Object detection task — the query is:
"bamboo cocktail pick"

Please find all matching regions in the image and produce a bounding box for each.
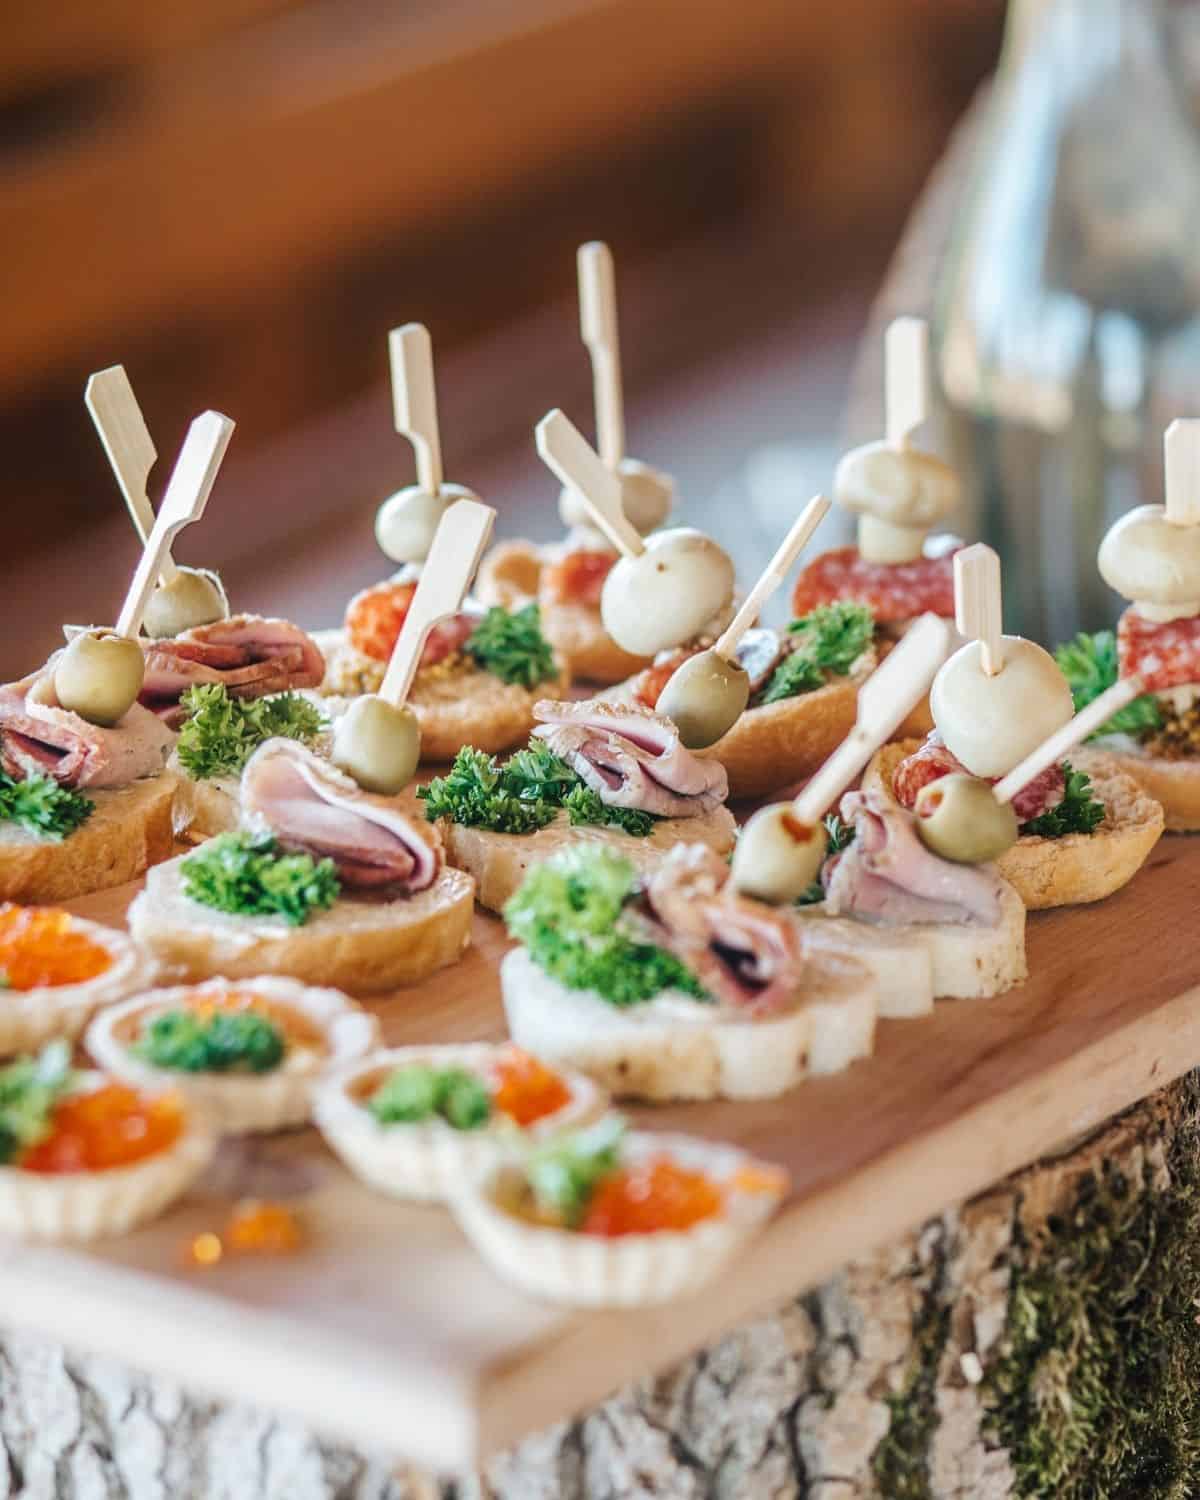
[731,613,956,902]
[85,366,178,583]
[657,495,832,748]
[536,409,644,558]
[332,499,497,795]
[884,316,930,453]
[992,680,1139,806]
[1164,418,1200,527]
[579,242,625,472]
[954,543,1004,677]
[375,324,481,566]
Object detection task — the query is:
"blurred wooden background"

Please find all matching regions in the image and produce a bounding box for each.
[0,0,1004,676]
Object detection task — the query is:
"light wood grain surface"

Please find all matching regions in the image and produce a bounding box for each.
[0,831,1194,1471]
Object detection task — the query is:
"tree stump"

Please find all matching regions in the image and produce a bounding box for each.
[3,1073,1198,1500]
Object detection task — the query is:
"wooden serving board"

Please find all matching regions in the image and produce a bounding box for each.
[1,836,1198,1473]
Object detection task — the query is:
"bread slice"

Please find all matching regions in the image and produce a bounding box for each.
[127,854,475,994]
[1073,743,1200,834]
[866,741,1164,910]
[169,768,239,841]
[475,538,544,609]
[0,775,177,904]
[499,946,876,1101]
[797,878,1027,1003]
[439,806,738,914]
[312,630,568,760]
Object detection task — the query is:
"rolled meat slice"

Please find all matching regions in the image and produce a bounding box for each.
[241,739,439,893]
[1117,606,1200,694]
[892,731,1066,825]
[823,790,1004,927]
[140,615,326,725]
[532,699,728,818]
[791,543,961,624]
[0,667,176,789]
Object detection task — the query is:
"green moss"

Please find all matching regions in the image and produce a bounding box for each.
[871,1248,950,1500]
[984,1080,1200,1500]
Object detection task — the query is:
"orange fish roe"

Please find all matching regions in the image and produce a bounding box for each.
[730,1163,789,1198]
[634,650,692,709]
[0,905,112,991]
[490,1048,571,1128]
[345,580,416,662]
[20,1084,183,1174]
[542,550,616,607]
[580,1158,724,1238]
[225,1199,304,1255]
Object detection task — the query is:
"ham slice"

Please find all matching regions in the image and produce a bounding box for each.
[240,739,438,893]
[0,666,175,789]
[823,789,1003,927]
[893,731,1065,824]
[629,845,804,1016]
[140,615,326,726]
[532,700,728,818]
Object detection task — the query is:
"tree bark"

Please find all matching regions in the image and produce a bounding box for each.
[3,1075,1198,1500]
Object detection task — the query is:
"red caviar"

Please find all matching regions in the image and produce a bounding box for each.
[345,580,417,662]
[542,550,616,607]
[20,1084,183,1175]
[633,650,692,709]
[226,1199,304,1255]
[490,1048,571,1128]
[580,1158,724,1237]
[0,905,112,990]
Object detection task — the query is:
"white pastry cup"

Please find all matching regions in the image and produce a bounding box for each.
[0,1112,215,1241]
[313,1043,606,1203]
[450,1131,786,1308]
[86,976,379,1135]
[0,913,156,1057]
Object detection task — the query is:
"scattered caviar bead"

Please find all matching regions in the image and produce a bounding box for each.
[580,1159,724,1238]
[189,1231,224,1268]
[20,1085,184,1174]
[730,1164,789,1198]
[226,1200,304,1255]
[490,1048,571,1128]
[0,905,112,990]
[541,550,616,607]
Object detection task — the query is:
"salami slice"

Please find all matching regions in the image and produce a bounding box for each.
[1117,607,1200,693]
[791,543,961,623]
[893,732,1066,824]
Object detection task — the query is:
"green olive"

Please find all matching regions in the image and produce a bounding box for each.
[331,694,421,794]
[54,631,146,727]
[142,567,229,639]
[730,803,826,904]
[657,650,749,749]
[913,774,1018,864]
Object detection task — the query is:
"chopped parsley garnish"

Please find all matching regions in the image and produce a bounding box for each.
[0,1042,75,1166]
[367,1065,492,1131]
[175,684,326,781]
[504,845,707,1007]
[420,744,657,838]
[794,814,855,906]
[525,1116,625,1228]
[0,771,93,841]
[759,602,874,705]
[1054,631,1162,738]
[181,832,340,927]
[1020,763,1106,839]
[133,1008,286,1075]
[466,604,557,688]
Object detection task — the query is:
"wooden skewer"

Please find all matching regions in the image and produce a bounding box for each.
[884,316,929,452]
[535,409,645,557]
[792,613,956,825]
[992,677,1143,805]
[114,412,234,639]
[380,499,496,705]
[713,495,831,661]
[578,242,625,471]
[954,543,1004,677]
[389,324,444,495]
[1163,419,1200,527]
[86,366,180,585]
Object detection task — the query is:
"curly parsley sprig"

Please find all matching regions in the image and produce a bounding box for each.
[133,1008,286,1075]
[1054,631,1161,739]
[1020,763,1105,838]
[466,604,557,688]
[0,1043,76,1166]
[175,684,326,781]
[181,832,340,926]
[759,601,874,705]
[0,772,93,841]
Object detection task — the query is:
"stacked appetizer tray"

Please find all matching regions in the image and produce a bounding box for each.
[1,256,1198,1470]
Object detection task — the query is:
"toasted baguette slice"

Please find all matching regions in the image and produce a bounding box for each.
[313,629,568,760]
[439,806,738,914]
[797,877,1027,1003]
[500,946,875,1101]
[1073,742,1200,834]
[0,776,176,904]
[127,854,475,994]
[866,741,1164,910]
